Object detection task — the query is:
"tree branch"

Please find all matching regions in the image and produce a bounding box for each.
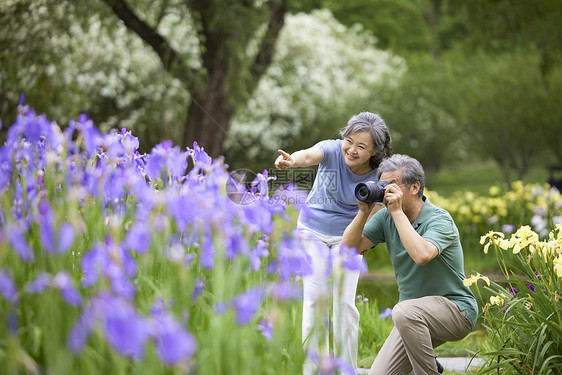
[101,0,198,84]
[250,0,287,83]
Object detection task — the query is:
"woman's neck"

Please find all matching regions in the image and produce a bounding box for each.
[349,163,372,176]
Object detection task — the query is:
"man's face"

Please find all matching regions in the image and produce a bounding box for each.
[379,169,414,205]
[379,170,404,187]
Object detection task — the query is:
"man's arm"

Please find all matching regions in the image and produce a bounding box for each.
[342,201,375,255]
[392,212,439,265]
[384,183,438,265]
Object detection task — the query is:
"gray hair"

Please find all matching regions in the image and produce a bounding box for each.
[376,154,425,199]
[339,112,392,169]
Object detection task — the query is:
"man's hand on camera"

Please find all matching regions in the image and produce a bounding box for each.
[275,149,294,169]
[383,183,404,214]
[357,199,377,214]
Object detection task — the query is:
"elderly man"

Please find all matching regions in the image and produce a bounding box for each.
[342,154,477,375]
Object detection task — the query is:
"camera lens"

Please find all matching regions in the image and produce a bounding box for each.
[354,181,389,203]
[357,185,369,200]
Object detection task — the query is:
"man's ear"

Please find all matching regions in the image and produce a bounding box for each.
[410,181,421,196]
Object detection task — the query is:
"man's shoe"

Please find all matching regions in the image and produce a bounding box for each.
[436,358,444,374]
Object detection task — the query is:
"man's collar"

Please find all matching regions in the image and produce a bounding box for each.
[412,195,431,229]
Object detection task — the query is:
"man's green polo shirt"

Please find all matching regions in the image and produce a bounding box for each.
[363,197,478,327]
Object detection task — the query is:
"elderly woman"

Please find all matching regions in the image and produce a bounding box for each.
[274,111,392,374]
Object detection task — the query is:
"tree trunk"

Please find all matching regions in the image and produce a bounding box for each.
[183,85,234,158]
[182,25,234,157]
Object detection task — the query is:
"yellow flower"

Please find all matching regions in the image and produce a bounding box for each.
[554,255,562,278]
[511,180,524,192]
[480,231,505,254]
[463,273,491,287]
[490,295,504,306]
[508,226,540,254]
[489,185,501,196]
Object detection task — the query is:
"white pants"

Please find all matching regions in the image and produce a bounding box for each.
[299,224,361,375]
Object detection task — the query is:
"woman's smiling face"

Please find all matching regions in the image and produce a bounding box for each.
[341,131,375,174]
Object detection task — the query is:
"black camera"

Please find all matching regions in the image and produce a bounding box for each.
[354,181,389,203]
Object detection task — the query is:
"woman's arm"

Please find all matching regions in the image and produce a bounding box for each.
[275,146,323,169]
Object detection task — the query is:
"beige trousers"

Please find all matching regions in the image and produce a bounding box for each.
[369,296,472,375]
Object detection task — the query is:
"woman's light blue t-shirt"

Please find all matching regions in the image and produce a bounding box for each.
[297,139,379,236]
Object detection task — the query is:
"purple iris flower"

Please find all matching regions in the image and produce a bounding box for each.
[40,215,55,252]
[0,146,13,191]
[168,194,197,228]
[226,231,249,259]
[527,284,535,292]
[58,223,75,253]
[340,243,368,274]
[380,308,393,319]
[103,297,152,359]
[307,351,356,375]
[81,239,137,299]
[10,107,53,145]
[69,292,151,359]
[214,302,228,315]
[243,199,274,234]
[257,319,273,340]
[102,130,126,158]
[145,152,164,181]
[8,226,34,262]
[251,169,270,197]
[74,114,102,156]
[166,147,188,180]
[68,303,97,353]
[145,141,187,181]
[103,171,125,202]
[107,264,135,300]
[150,297,168,317]
[0,270,18,303]
[269,281,302,301]
[121,129,139,154]
[199,230,216,270]
[52,271,82,306]
[153,314,197,365]
[190,141,212,170]
[249,235,270,271]
[192,278,205,303]
[184,253,196,267]
[81,245,109,287]
[277,234,313,280]
[39,212,75,255]
[319,354,356,375]
[233,288,264,325]
[25,273,52,294]
[124,222,152,254]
